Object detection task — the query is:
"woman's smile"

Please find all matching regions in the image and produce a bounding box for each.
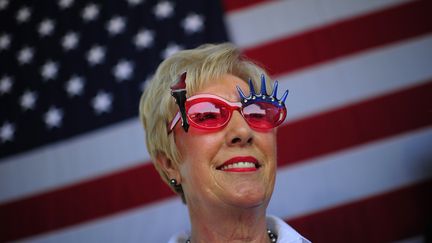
[217,156,261,172]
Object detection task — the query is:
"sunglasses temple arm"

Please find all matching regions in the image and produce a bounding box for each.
[170,72,189,132]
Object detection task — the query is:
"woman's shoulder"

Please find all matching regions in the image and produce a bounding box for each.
[266,215,311,243]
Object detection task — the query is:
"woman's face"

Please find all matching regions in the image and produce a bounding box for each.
[173,74,278,211]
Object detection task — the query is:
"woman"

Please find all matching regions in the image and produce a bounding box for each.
[139,43,310,243]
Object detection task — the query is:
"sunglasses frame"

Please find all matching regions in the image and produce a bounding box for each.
[168,93,286,132]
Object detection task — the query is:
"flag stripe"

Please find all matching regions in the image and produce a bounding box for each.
[0,119,150,203]
[271,127,432,219]
[277,80,432,166]
[276,34,432,121]
[226,0,412,48]
[288,179,432,242]
[0,163,172,242]
[15,127,432,242]
[242,0,432,76]
[2,29,431,205]
[222,0,273,12]
[1,79,430,241]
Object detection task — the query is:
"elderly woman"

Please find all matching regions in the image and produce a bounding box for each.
[139,43,310,243]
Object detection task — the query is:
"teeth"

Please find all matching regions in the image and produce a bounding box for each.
[221,162,256,170]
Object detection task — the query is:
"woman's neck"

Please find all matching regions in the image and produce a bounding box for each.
[187,204,270,243]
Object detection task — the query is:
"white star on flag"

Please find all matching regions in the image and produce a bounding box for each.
[153,1,174,19]
[58,0,74,9]
[106,16,126,35]
[44,106,63,129]
[113,60,134,81]
[41,60,59,80]
[38,19,55,37]
[20,90,37,110]
[65,75,85,97]
[62,32,80,51]
[127,0,143,6]
[0,33,11,50]
[161,43,182,59]
[16,6,31,23]
[0,75,13,95]
[0,121,14,143]
[140,74,154,91]
[91,91,113,114]
[134,29,154,49]
[86,45,106,65]
[0,0,8,10]
[81,4,100,22]
[17,46,34,65]
[182,13,204,34]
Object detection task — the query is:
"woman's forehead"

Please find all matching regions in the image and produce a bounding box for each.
[194,74,249,101]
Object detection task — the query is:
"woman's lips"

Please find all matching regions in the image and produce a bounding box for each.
[217,156,260,172]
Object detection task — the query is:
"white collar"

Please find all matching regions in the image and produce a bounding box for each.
[168,215,311,243]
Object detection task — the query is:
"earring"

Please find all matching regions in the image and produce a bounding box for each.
[170,179,178,187]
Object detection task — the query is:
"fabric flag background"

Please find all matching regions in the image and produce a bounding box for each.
[1,0,431,242]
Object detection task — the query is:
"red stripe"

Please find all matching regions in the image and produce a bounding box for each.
[1,80,431,241]
[0,164,174,242]
[287,179,432,242]
[243,0,432,76]
[222,0,274,12]
[277,81,432,166]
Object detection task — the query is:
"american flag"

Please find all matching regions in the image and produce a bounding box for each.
[1,0,431,242]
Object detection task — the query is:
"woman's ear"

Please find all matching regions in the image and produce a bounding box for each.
[155,153,181,183]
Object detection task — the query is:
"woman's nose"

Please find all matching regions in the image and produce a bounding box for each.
[225,111,253,146]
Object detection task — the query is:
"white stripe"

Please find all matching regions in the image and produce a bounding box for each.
[269,126,432,219]
[20,127,432,243]
[2,34,431,204]
[20,198,189,243]
[0,119,150,203]
[226,0,412,48]
[278,34,432,122]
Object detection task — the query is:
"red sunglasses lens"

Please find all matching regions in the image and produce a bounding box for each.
[187,101,230,128]
[242,102,285,129]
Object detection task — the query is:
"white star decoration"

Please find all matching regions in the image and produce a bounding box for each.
[82,3,100,22]
[127,0,143,6]
[44,106,63,129]
[65,75,84,97]
[16,6,31,23]
[38,19,55,37]
[0,75,13,95]
[182,13,204,34]
[20,90,37,110]
[87,45,106,65]
[41,60,59,80]
[0,33,11,50]
[106,16,126,35]
[17,46,34,65]
[162,43,182,59]
[0,0,8,10]
[140,74,153,91]
[134,29,154,49]
[0,121,14,143]
[62,31,80,51]
[92,91,113,114]
[58,0,74,9]
[113,60,134,81]
[153,1,174,19]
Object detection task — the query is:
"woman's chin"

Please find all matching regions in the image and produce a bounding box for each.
[223,185,270,209]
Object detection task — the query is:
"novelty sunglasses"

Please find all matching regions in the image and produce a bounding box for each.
[169,74,288,133]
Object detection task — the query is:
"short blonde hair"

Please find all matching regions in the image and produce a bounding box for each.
[139,43,271,197]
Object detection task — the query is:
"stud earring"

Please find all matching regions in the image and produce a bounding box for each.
[170,179,179,187]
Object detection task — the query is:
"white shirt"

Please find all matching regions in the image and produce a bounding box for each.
[168,215,311,243]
